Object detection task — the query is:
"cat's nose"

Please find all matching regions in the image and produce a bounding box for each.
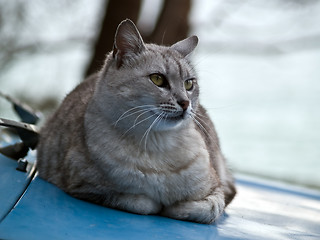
[178,100,190,111]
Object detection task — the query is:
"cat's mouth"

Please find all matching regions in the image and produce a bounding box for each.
[166,115,183,122]
[152,108,191,127]
[164,111,189,122]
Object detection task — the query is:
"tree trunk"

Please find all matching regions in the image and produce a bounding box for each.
[85,0,142,77]
[146,0,191,45]
[85,0,191,77]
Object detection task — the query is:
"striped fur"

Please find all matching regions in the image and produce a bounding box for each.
[37,19,236,224]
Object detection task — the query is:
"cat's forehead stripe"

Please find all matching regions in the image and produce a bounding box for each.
[144,46,193,79]
[160,51,188,79]
[175,59,184,79]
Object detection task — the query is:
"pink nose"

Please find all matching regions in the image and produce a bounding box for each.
[178,100,189,111]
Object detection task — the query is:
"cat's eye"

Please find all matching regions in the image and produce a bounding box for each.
[184,79,194,91]
[150,74,166,87]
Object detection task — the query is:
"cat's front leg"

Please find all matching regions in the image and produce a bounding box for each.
[108,193,162,215]
[161,188,225,224]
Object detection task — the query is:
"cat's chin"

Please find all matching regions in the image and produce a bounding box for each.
[155,114,190,131]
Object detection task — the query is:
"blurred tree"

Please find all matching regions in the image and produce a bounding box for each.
[85,0,191,77]
[85,0,142,76]
[145,0,191,45]
[0,1,27,73]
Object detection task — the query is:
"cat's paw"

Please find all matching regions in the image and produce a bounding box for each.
[116,194,162,215]
[161,191,225,224]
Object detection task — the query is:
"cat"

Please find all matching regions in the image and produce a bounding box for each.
[36,19,236,224]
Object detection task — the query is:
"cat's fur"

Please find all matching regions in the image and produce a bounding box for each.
[37,19,236,224]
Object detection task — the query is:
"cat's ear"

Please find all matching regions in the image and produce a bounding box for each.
[113,19,145,68]
[171,36,198,57]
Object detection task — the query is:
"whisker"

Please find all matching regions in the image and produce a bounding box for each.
[120,111,158,139]
[191,114,210,137]
[193,114,215,135]
[191,109,209,119]
[133,107,159,126]
[113,105,155,126]
[154,112,166,129]
[191,110,216,132]
[118,108,150,125]
[191,112,222,151]
[140,112,164,151]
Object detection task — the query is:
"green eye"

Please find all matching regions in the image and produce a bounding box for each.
[184,79,194,91]
[150,74,165,87]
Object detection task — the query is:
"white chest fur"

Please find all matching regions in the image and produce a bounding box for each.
[105,127,214,206]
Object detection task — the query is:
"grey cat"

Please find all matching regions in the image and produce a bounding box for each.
[37,19,236,224]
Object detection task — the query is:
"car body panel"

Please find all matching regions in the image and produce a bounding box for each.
[0,155,32,222]
[0,151,320,240]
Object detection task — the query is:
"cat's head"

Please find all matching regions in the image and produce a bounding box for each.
[96,19,199,134]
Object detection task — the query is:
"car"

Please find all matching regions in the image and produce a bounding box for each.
[1,95,320,240]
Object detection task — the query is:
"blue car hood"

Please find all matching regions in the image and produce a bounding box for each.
[0,154,320,240]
